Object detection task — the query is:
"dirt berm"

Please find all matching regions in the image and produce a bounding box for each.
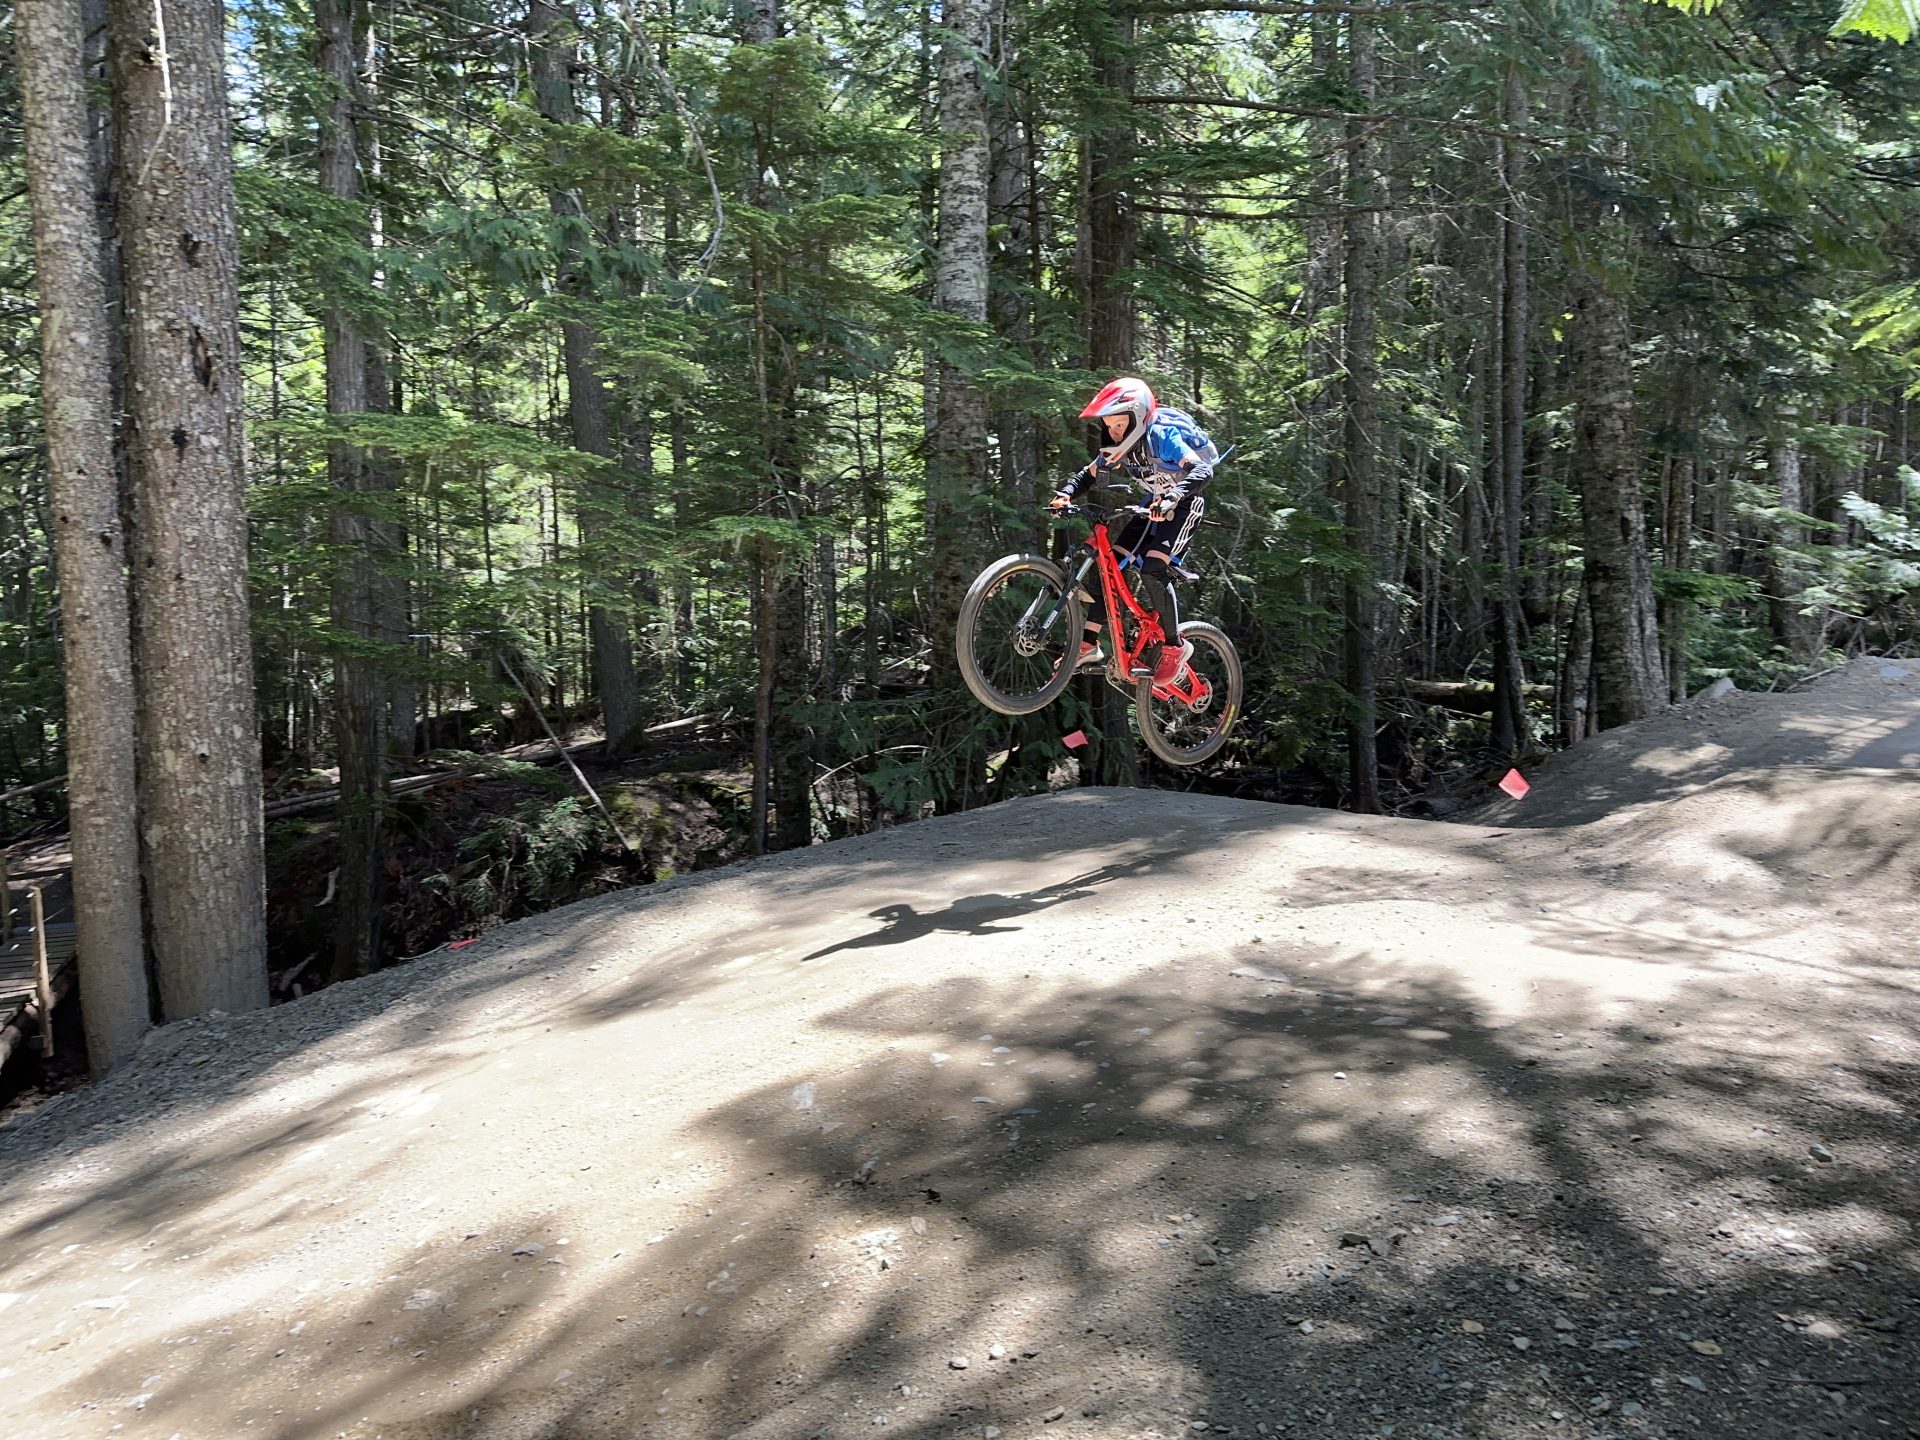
[2,659,1917,1440]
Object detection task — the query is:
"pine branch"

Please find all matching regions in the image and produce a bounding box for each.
[1137,199,1466,221]
[1137,1,1475,15]
[1131,92,1566,149]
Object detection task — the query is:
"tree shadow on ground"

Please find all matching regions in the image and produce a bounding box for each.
[1,788,1915,1439]
[36,959,1916,1440]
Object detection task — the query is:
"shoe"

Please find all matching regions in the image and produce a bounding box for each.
[1152,640,1194,687]
[1076,640,1105,669]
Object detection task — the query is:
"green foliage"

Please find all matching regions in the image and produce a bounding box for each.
[8,0,1920,889]
[1836,466,1920,614]
[1832,0,1919,42]
[435,797,612,924]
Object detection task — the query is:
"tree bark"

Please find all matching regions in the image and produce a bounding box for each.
[1765,426,1822,660]
[1304,14,1342,489]
[740,0,779,43]
[1488,70,1530,758]
[111,0,269,1018]
[988,0,1037,548]
[1558,580,1595,746]
[1569,218,1663,730]
[1080,1,1140,788]
[1086,4,1136,376]
[1660,453,1694,702]
[927,0,991,692]
[18,0,151,1070]
[318,0,389,983]
[529,0,645,756]
[1339,9,1382,813]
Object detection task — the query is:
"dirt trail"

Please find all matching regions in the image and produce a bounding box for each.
[1,659,1917,1440]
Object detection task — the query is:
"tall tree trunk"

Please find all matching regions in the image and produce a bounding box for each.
[361,17,412,761]
[740,89,811,850]
[1558,581,1595,746]
[1569,206,1663,730]
[18,0,150,1070]
[529,0,644,755]
[111,0,268,1018]
[1082,0,1139,788]
[927,0,991,693]
[1765,425,1822,660]
[988,0,1037,548]
[1086,4,1136,377]
[1339,9,1382,813]
[1660,452,1694,701]
[750,546,773,855]
[318,0,388,983]
[1488,72,1530,758]
[741,0,779,43]
[1304,14,1342,493]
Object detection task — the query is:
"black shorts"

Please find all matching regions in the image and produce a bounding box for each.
[1114,491,1206,565]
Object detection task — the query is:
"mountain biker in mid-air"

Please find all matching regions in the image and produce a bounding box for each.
[1050,376,1220,690]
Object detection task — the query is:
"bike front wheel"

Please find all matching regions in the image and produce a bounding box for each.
[956,554,1085,716]
[1135,620,1243,766]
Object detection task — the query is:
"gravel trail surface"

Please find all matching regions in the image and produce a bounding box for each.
[1,659,1916,1440]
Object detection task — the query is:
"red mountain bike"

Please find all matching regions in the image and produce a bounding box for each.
[955,486,1243,766]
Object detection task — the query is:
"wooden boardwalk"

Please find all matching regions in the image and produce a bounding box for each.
[0,920,77,1069]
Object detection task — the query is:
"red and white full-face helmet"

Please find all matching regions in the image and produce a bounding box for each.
[1080,376,1157,462]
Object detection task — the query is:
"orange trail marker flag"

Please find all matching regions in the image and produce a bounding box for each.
[1498,768,1530,799]
[1063,730,1088,749]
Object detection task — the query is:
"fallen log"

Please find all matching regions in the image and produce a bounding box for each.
[1393,680,1554,715]
[261,713,729,820]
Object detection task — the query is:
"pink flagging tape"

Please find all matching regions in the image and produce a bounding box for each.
[1498,768,1530,799]
[1063,730,1088,749]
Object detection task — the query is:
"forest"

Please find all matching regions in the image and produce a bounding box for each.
[4,0,1919,1073]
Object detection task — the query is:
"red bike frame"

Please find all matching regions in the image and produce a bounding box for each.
[1070,508,1208,705]
[1081,514,1163,676]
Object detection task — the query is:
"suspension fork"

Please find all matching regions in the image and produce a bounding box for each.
[1022,553,1096,636]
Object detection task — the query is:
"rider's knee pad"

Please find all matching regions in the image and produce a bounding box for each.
[1139,553,1175,585]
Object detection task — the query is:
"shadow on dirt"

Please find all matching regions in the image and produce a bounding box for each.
[1,788,1915,1440]
[801,860,1158,962]
[32,972,1916,1439]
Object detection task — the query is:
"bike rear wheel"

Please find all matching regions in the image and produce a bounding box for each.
[956,554,1085,717]
[1134,620,1243,766]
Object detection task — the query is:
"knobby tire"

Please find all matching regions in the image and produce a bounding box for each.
[955,554,1085,717]
[1135,620,1243,766]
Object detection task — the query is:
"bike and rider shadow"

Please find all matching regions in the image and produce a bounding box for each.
[801,856,1157,962]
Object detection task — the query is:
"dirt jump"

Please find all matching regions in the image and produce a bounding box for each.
[1,657,1916,1440]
